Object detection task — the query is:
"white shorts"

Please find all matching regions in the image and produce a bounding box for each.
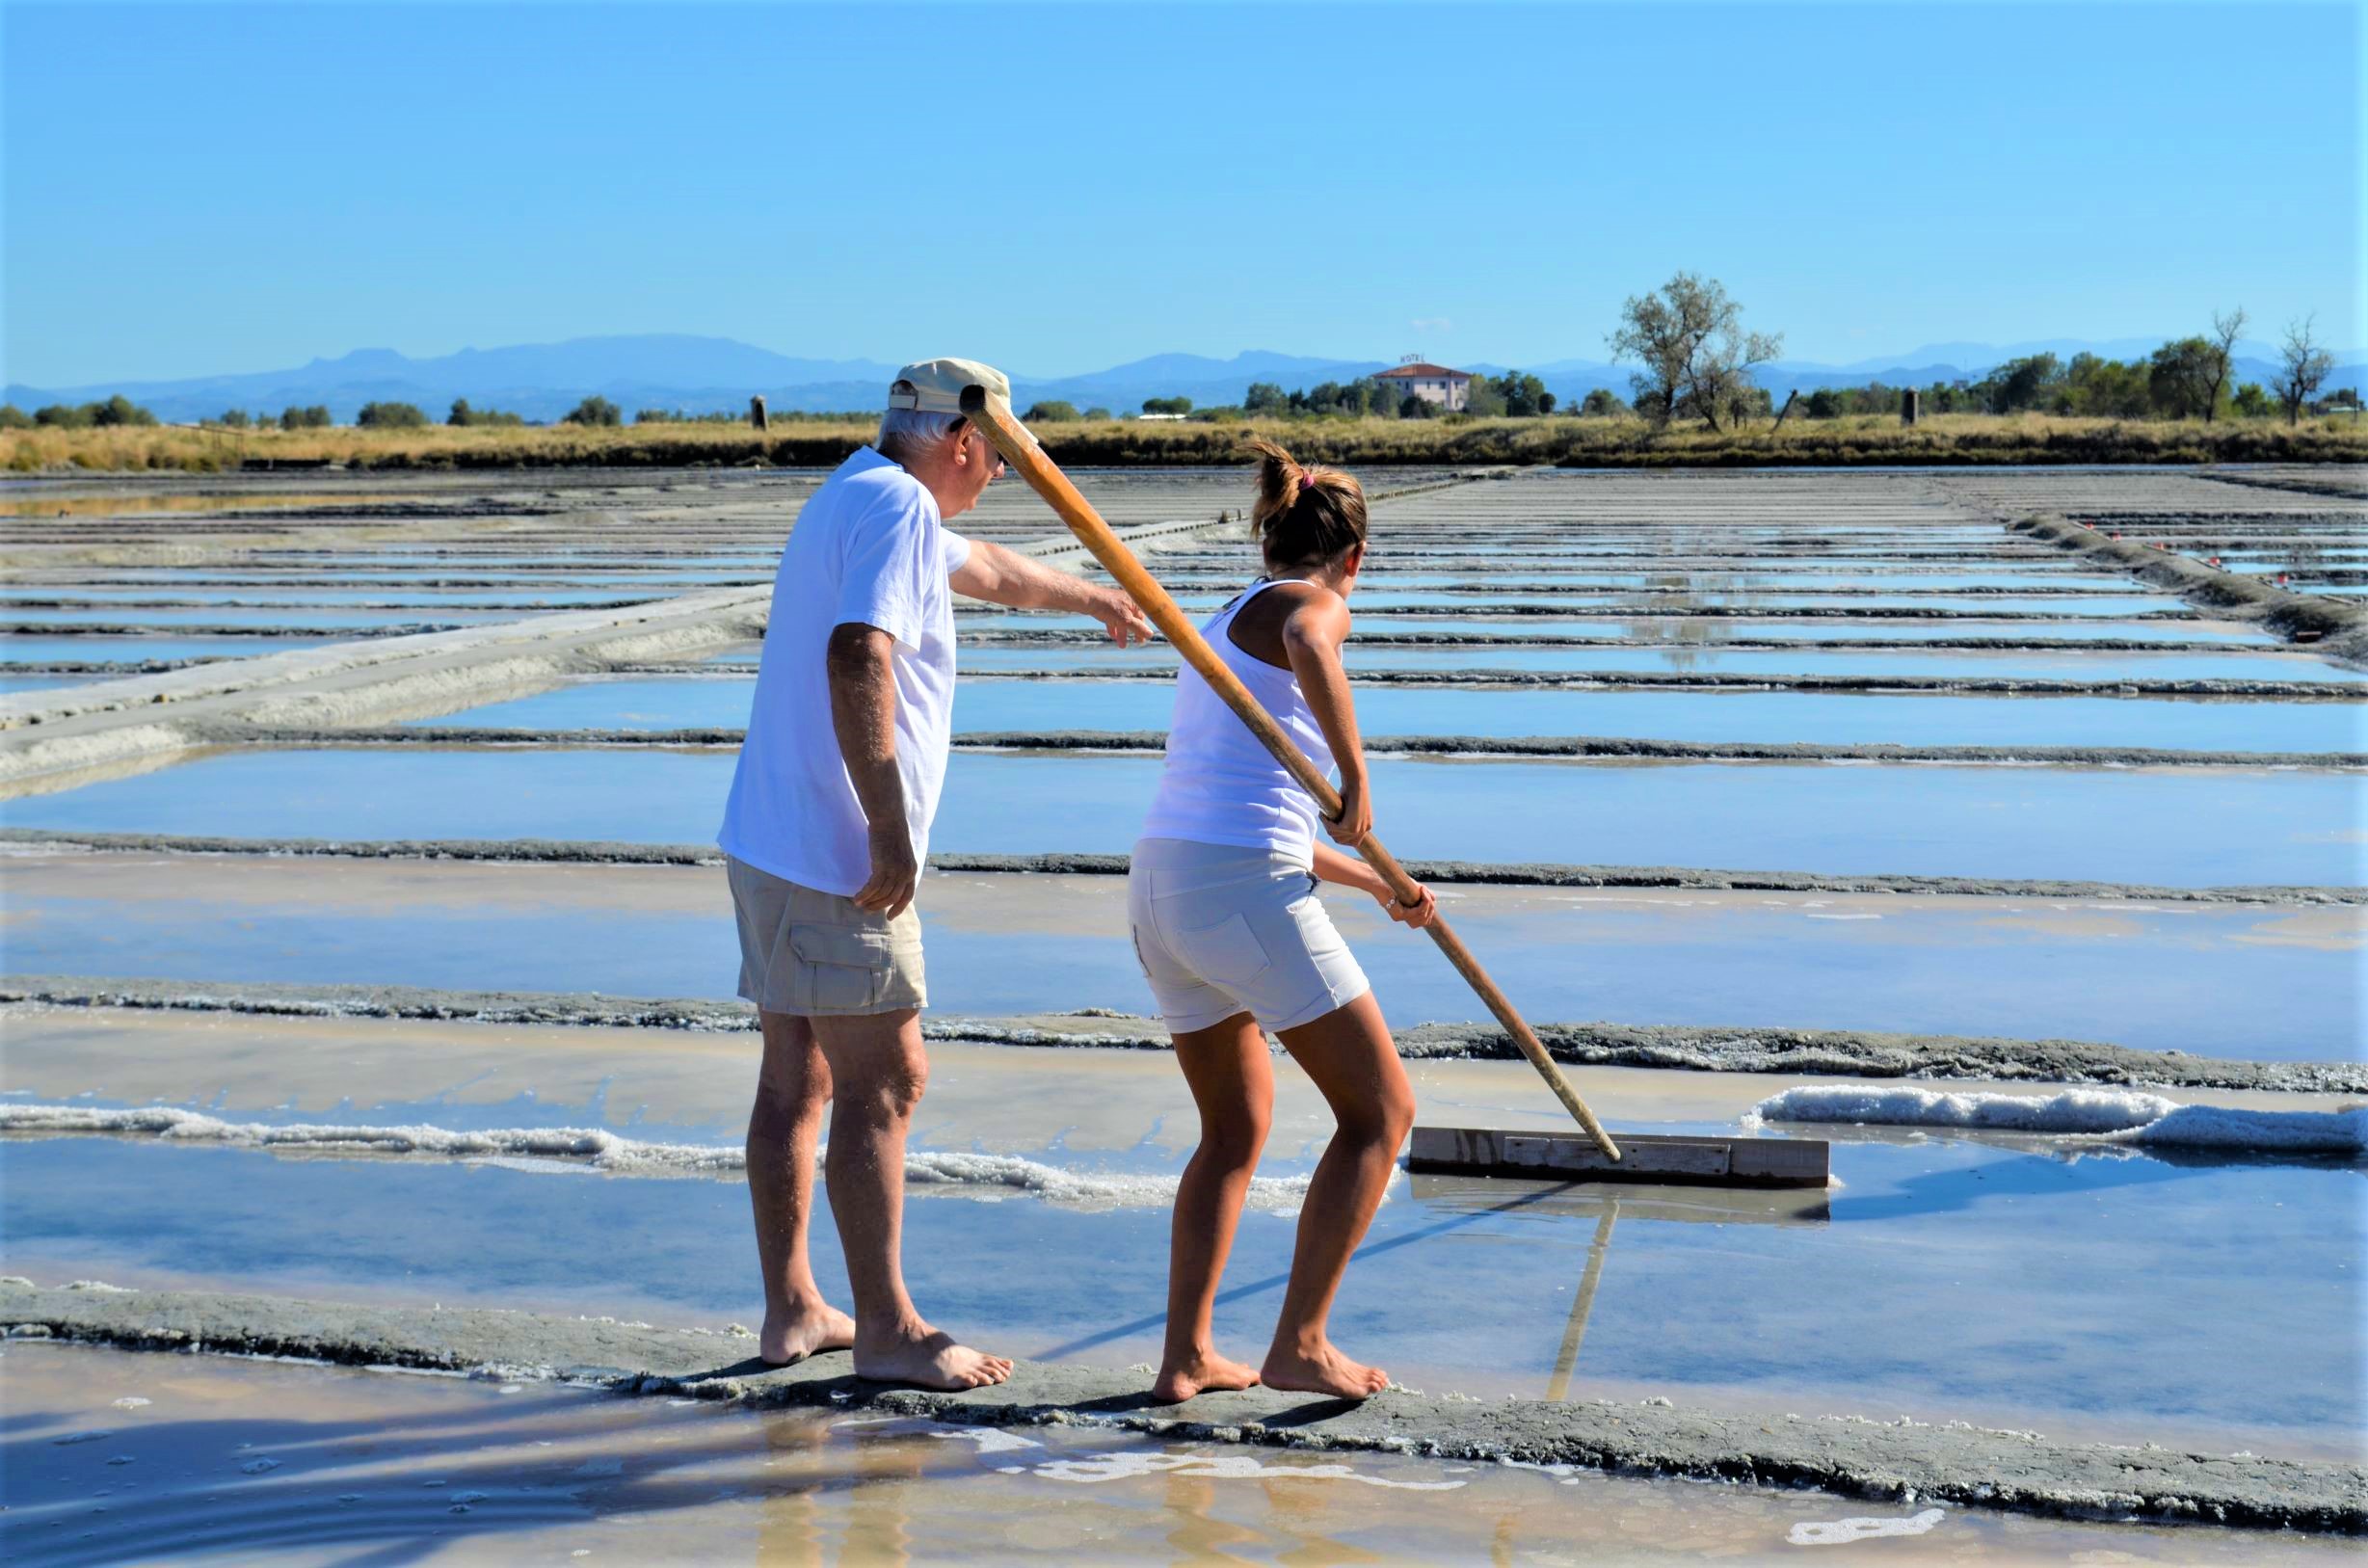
[1127,837,1371,1035]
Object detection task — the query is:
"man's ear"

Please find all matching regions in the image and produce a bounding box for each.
[947,416,972,465]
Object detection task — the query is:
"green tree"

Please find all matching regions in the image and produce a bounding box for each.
[1978,355,2060,414]
[1082,407,1112,421]
[1140,396,1193,415]
[280,405,332,430]
[2147,338,2222,419]
[36,404,92,428]
[563,395,623,427]
[1023,400,1080,422]
[0,404,31,429]
[1399,394,1434,419]
[2230,382,2273,418]
[1607,272,1781,431]
[88,394,156,427]
[1804,387,1842,419]
[1578,387,1627,418]
[1463,375,1508,418]
[357,401,429,429]
[448,398,475,426]
[1242,382,1288,414]
[217,409,251,429]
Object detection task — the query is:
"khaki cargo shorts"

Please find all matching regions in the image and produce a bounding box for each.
[727,856,926,1017]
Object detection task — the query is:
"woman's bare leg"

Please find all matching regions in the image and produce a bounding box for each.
[1153,1010,1272,1403]
[1263,991,1416,1399]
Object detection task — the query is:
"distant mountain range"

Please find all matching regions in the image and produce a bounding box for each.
[9,334,2361,424]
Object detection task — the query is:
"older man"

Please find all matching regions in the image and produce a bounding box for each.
[718,358,1153,1390]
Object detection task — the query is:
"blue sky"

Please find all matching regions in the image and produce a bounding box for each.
[5,1,2359,385]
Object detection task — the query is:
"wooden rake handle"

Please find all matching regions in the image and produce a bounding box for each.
[959,385,1620,1162]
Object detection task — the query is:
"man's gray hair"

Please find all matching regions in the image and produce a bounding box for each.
[877,408,965,465]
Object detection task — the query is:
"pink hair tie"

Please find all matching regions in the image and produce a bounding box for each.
[1297,472,1315,493]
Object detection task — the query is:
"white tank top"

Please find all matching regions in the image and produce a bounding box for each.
[1138,578,1338,867]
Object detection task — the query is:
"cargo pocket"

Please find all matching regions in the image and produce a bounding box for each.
[786,923,893,1013]
[1174,911,1270,989]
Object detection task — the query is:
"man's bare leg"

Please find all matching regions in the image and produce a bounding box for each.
[1153,1010,1269,1403]
[1262,991,1416,1399]
[812,1007,1012,1391]
[748,1009,857,1366]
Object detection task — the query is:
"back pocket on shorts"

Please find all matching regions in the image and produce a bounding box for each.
[1173,911,1270,989]
[786,923,892,1012]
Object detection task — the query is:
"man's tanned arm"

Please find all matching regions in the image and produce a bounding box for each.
[950,540,1156,646]
[825,623,917,917]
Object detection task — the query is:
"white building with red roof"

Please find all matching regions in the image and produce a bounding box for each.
[1375,356,1475,412]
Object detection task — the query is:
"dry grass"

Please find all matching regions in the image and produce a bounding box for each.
[6,411,2362,474]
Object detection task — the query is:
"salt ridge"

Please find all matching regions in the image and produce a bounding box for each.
[0,1103,1310,1212]
[1745,1086,2365,1155]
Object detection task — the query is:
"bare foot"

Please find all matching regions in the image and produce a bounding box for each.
[1261,1339,1388,1400]
[1151,1349,1262,1404]
[854,1322,1013,1392]
[760,1299,857,1367]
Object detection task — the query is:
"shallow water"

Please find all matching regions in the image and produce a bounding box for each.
[0,586,685,609]
[415,675,2365,754]
[11,747,2350,888]
[8,1344,2337,1566]
[938,613,2288,643]
[957,642,2349,684]
[4,1123,2358,1448]
[0,607,521,630]
[7,857,2354,1058]
[0,635,292,664]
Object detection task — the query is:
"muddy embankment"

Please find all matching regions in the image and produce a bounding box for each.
[7,974,2358,1094]
[3,1282,2356,1534]
[247,725,2364,770]
[6,829,2354,906]
[2012,515,2368,664]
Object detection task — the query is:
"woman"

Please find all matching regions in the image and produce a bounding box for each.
[1130,437,1435,1404]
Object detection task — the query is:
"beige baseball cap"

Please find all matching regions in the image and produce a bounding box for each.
[887,357,1009,413]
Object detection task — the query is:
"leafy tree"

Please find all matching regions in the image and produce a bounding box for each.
[1023,400,1080,422]
[1463,376,1507,418]
[1399,394,1434,419]
[2230,382,2273,418]
[1140,396,1193,415]
[1805,387,1842,419]
[449,398,475,426]
[280,405,332,430]
[358,401,429,429]
[1606,272,1781,431]
[0,404,30,429]
[1977,355,2060,414]
[563,395,623,427]
[217,409,252,429]
[1082,407,1112,421]
[2275,314,2333,425]
[1578,387,1628,418]
[2147,338,2222,419]
[57,394,158,428]
[2061,354,2148,418]
[1243,382,1288,414]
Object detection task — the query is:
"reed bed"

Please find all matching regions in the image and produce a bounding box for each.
[6,411,2361,474]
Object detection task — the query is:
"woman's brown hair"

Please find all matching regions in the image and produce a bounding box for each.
[1245,437,1367,570]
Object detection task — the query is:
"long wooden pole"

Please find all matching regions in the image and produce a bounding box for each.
[959,385,1620,1162]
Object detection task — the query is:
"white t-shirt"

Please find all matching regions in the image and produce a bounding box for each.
[718,447,971,897]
